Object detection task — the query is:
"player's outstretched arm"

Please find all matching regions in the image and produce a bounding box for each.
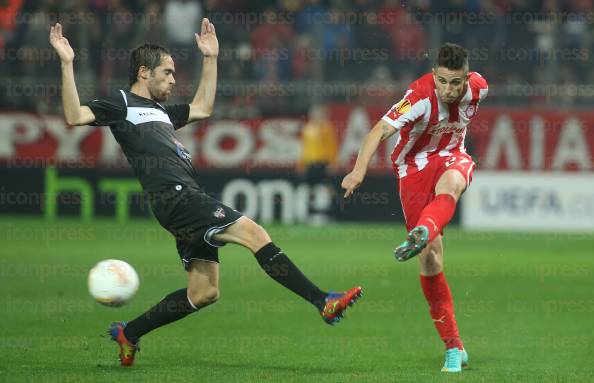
[49,23,95,126]
[341,119,396,198]
[188,18,218,122]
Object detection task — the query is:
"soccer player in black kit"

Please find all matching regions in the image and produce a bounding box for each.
[50,20,362,366]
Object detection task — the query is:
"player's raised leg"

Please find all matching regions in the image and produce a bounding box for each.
[417,236,468,372]
[214,216,362,325]
[395,168,467,262]
[109,260,219,366]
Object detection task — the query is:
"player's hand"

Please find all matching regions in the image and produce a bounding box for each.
[341,169,365,198]
[49,23,74,63]
[195,18,218,57]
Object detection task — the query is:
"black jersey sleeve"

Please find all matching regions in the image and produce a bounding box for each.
[165,104,190,129]
[85,95,127,126]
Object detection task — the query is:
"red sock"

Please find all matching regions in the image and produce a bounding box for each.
[416,194,457,242]
[420,272,463,350]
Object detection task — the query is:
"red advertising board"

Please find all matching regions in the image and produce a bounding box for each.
[1,106,592,172]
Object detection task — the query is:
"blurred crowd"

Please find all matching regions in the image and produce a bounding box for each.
[1,0,593,114]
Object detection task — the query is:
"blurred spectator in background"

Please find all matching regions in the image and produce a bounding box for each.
[16,1,52,109]
[132,1,166,48]
[100,0,135,91]
[320,4,353,80]
[350,0,391,81]
[292,34,316,79]
[64,0,101,97]
[298,104,339,223]
[298,104,339,186]
[384,5,426,76]
[2,0,591,112]
[296,0,326,34]
[360,64,402,108]
[250,6,295,114]
[251,6,295,82]
[0,0,23,51]
[164,0,203,83]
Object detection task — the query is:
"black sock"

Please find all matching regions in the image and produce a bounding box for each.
[123,288,197,342]
[254,242,327,311]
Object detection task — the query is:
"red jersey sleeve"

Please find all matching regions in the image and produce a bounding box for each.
[381,90,428,130]
[469,72,489,102]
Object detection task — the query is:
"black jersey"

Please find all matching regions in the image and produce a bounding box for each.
[86,90,198,192]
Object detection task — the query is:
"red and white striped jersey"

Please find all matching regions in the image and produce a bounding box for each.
[382,72,488,178]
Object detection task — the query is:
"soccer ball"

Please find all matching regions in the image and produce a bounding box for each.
[88,259,139,307]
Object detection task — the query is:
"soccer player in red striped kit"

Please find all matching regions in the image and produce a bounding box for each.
[342,43,488,373]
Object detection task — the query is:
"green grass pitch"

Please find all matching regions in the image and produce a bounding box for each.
[1,218,593,382]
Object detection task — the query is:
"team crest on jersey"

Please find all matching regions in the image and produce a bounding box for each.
[387,99,412,120]
[213,207,226,219]
[172,137,191,160]
[464,104,477,118]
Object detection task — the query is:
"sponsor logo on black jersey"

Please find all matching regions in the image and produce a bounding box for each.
[214,207,226,219]
[172,137,191,160]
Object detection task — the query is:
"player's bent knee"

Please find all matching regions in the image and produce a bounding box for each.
[437,171,467,200]
[251,224,271,249]
[187,287,220,308]
[240,219,271,252]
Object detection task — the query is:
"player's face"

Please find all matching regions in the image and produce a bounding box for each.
[433,67,468,104]
[148,55,176,102]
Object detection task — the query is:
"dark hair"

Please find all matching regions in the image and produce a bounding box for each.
[436,43,469,72]
[128,44,170,86]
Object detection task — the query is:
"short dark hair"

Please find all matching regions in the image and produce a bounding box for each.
[128,44,170,86]
[436,43,469,72]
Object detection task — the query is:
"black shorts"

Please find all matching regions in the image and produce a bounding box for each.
[305,163,329,185]
[149,184,243,270]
